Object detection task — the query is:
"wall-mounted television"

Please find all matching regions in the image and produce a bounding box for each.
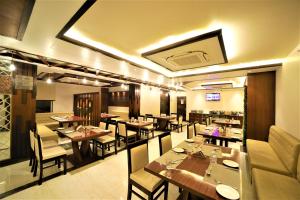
[206,93,220,101]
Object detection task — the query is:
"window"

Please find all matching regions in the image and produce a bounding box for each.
[36,100,53,113]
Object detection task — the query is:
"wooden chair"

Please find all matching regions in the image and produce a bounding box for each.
[187,123,196,139]
[171,115,183,132]
[117,121,137,147]
[99,121,107,129]
[33,133,67,185]
[94,123,117,158]
[194,122,206,135]
[138,115,145,122]
[29,129,36,172]
[142,116,155,139]
[127,139,168,200]
[158,131,172,156]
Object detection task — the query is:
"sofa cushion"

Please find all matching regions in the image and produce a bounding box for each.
[269,126,300,176]
[247,139,290,175]
[37,124,58,141]
[253,168,300,200]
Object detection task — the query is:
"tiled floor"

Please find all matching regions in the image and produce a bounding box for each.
[2,129,250,200]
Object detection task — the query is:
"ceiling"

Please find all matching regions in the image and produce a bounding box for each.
[0,0,299,90]
[67,0,300,76]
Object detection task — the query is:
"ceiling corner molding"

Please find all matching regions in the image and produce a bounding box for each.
[56,0,96,38]
[0,0,35,41]
[141,29,228,72]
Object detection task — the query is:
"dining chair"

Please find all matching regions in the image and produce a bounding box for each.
[33,133,67,185]
[127,139,168,200]
[117,121,137,147]
[99,121,107,130]
[158,131,172,156]
[142,116,155,139]
[94,123,117,158]
[138,115,145,122]
[194,122,206,134]
[187,123,196,139]
[29,129,36,172]
[171,115,183,132]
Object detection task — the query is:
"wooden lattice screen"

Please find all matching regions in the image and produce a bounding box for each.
[73,92,100,126]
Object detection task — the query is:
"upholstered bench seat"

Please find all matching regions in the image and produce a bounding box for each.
[247,139,290,175]
[253,168,300,200]
[247,126,300,177]
[96,135,115,143]
[42,146,67,160]
[130,168,163,192]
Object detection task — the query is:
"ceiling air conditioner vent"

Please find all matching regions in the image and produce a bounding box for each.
[165,51,209,66]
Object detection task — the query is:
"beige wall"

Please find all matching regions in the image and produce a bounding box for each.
[37,81,100,113]
[186,88,244,120]
[140,85,160,116]
[276,44,300,139]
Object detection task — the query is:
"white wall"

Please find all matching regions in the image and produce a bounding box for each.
[140,85,160,115]
[37,81,100,113]
[186,88,244,120]
[276,44,300,139]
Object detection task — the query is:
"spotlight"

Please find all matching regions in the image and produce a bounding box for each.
[82,78,87,84]
[95,80,99,85]
[9,63,16,71]
[46,77,52,84]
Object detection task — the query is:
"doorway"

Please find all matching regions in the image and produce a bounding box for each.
[177,96,186,121]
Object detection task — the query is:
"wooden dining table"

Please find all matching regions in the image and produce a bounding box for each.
[50,115,85,127]
[197,128,243,147]
[154,115,176,131]
[145,140,242,200]
[57,127,111,166]
[126,120,153,139]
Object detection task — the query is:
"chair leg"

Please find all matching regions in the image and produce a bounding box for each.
[31,157,36,172]
[181,125,183,132]
[164,182,169,200]
[58,158,61,168]
[127,183,132,200]
[29,152,33,166]
[33,160,38,177]
[63,156,67,175]
[38,161,43,185]
[114,141,117,154]
[101,144,105,159]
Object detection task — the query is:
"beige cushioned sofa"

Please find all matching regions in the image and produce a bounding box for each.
[247,125,300,176]
[36,112,73,130]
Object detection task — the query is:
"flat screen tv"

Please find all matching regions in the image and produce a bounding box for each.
[206,93,220,101]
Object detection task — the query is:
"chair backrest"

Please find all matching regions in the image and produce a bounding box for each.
[268,125,300,176]
[178,115,183,124]
[34,133,43,161]
[194,123,206,134]
[146,116,154,123]
[29,130,35,151]
[158,131,172,156]
[127,139,149,174]
[138,116,144,122]
[99,121,107,130]
[171,113,177,119]
[206,117,210,126]
[108,124,116,137]
[187,123,195,139]
[117,121,127,137]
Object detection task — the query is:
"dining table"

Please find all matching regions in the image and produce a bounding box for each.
[154,115,176,131]
[57,126,111,166]
[50,115,85,127]
[197,127,243,147]
[213,118,241,129]
[145,139,243,200]
[125,120,153,139]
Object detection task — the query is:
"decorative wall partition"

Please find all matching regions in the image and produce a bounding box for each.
[0,64,11,161]
[73,92,100,126]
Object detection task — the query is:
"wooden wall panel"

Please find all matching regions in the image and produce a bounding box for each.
[108,91,129,107]
[11,61,37,159]
[160,90,170,115]
[247,71,275,141]
[129,84,140,118]
[100,88,108,113]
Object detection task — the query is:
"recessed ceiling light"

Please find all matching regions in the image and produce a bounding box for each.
[82,78,87,84]
[9,63,16,71]
[95,80,99,85]
[46,77,52,84]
